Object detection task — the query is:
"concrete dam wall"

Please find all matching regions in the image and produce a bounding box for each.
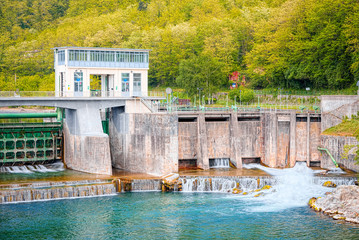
[176,112,322,169]
[109,108,178,176]
[107,110,324,175]
[1,96,357,176]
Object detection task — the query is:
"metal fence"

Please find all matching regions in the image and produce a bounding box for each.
[0,91,56,97]
[0,91,166,98]
[254,89,357,96]
[158,101,321,114]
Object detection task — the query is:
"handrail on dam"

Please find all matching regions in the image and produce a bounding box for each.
[317,147,339,167]
[0,91,166,98]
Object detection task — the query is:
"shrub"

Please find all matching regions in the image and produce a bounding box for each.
[228,87,255,103]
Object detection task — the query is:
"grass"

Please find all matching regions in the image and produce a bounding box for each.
[322,119,359,137]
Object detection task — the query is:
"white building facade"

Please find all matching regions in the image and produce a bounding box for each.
[53,47,150,97]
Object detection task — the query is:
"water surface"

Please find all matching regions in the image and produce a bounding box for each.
[1,192,358,239]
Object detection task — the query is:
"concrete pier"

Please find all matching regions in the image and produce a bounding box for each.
[109,109,178,176]
[0,97,127,175]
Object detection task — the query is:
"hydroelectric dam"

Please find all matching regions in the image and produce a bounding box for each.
[0,95,358,177]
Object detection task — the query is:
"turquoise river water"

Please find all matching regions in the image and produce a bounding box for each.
[1,192,359,239]
[1,162,359,239]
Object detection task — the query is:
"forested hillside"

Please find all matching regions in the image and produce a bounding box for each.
[0,0,358,95]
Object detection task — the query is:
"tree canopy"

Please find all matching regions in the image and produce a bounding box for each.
[0,0,358,93]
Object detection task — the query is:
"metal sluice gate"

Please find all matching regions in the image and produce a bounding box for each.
[0,114,62,166]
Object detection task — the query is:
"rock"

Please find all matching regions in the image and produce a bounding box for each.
[322,181,337,188]
[309,185,359,224]
[308,197,316,208]
[242,192,248,195]
[347,218,359,224]
[254,192,264,197]
[333,215,346,220]
[232,188,242,194]
[162,173,182,192]
[261,185,272,190]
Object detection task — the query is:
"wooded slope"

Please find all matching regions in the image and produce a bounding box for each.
[0,0,358,94]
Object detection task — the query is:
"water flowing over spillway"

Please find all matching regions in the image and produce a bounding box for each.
[0,162,65,173]
[209,158,230,168]
[180,162,356,212]
[181,176,275,192]
[242,163,326,211]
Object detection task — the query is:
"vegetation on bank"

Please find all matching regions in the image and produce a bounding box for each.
[322,114,359,162]
[0,0,359,95]
[322,119,359,137]
[322,114,359,137]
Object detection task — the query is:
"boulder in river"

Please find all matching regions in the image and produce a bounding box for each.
[309,185,359,224]
[232,188,242,194]
[322,181,337,188]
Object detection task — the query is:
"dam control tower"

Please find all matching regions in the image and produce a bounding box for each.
[53,47,150,98]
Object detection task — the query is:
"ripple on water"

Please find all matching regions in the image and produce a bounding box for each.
[2,192,358,239]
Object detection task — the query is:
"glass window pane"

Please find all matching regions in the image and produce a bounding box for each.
[121,73,129,92]
[133,73,141,92]
[74,72,83,92]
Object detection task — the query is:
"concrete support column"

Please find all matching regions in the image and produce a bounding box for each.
[289,112,297,167]
[65,107,104,136]
[259,114,265,162]
[197,113,209,169]
[64,108,112,175]
[109,111,178,176]
[229,112,242,168]
[264,113,277,167]
[109,107,127,170]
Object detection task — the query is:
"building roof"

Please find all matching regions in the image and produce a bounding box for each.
[52,46,151,52]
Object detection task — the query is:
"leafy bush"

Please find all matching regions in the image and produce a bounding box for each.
[228,87,255,103]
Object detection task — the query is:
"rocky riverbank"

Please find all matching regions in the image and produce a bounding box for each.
[309,185,359,224]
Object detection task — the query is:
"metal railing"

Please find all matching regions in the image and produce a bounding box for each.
[0,91,166,98]
[254,89,357,96]
[140,98,160,113]
[0,91,56,97]
[159,101,321,114]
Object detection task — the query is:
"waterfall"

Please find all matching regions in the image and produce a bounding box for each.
[0,179,117,204]
[131,179,162,191]
[181,162,356,211]
[181,176,275,192]
[209,158,230,168]
[0,162,65,174]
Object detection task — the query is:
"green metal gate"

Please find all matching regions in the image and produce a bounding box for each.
[0,122,62,165]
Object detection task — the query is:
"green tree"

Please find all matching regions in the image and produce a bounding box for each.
[246,0,357,89]
[228,86,255,103]
[176,55,226,97]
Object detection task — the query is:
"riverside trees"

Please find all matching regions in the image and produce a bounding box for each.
[0,0,358,93]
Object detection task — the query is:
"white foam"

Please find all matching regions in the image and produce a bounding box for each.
[0,162,65,174]
[210,158,230,168]
[242,163,331,212]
